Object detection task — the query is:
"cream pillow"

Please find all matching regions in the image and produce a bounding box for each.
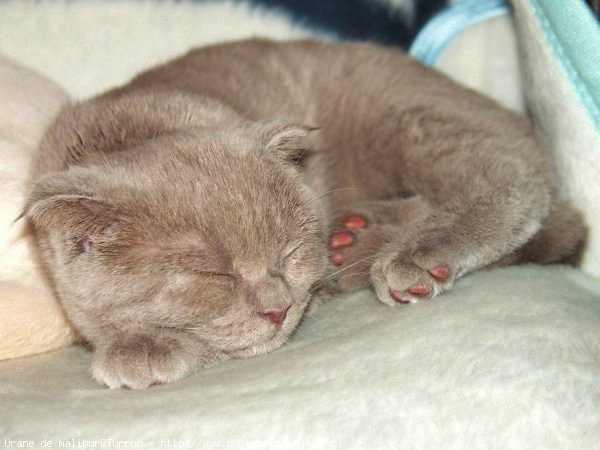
[0,55,75,360]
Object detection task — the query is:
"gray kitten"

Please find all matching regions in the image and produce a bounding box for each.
[25,39,585,389]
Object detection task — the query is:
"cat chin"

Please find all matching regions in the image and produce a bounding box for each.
[224,326,293,359]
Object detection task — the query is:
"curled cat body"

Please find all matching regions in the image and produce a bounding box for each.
[25,39,585,389]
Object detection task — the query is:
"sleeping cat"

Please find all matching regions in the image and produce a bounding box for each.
[25,39,585,389]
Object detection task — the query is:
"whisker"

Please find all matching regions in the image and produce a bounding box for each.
[310,253,381,291]
[310,259,370,290]
[291,327,308,339]
[309,187,361,204]
[326,259,367,278]
[341,271,371,278]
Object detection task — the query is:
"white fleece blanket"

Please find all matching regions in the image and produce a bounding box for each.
[0,1,599,449]
[2,266,600,449]
[512,0,600,276]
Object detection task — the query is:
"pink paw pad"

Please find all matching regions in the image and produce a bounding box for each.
[428,264,449,280]
[389,289,411,304]
[342,215,367,230]
[407,284,430,296]
[329,231,354,249]
[331,251,345,265]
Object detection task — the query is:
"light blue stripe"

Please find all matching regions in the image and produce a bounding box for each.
[409,0,510,66]
[530,0,600,133]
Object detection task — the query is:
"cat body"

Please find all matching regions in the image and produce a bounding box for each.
[26,39,585,388]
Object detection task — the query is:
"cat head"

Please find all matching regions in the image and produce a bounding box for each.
[25,119,329,359]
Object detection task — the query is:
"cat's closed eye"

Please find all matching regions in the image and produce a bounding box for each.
[203,271,238,283]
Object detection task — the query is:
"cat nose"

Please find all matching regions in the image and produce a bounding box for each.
[257,305,290,325]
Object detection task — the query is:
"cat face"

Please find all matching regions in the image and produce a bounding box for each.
[26,121,328,359]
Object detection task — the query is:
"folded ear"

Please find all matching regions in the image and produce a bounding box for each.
[259,118,318,165]
[26,195,124,237]
[23,172,127,239]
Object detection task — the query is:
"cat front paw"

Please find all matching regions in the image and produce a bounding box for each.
[370,246,453,305]
[328,202,458,305]
[91,330,219,389]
